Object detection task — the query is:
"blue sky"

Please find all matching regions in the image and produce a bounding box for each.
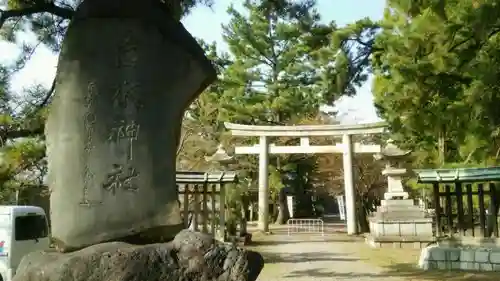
[0,0,385,123]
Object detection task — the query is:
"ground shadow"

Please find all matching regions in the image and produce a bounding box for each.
[375,263,498,281]
[282,261,498,280]
[284,268,383,279]
[250,237,363,247]
[259,251,359,264]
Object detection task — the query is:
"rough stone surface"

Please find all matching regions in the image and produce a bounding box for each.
[46,0,216,252]
[419,244,500,271]
[13,230,263,281]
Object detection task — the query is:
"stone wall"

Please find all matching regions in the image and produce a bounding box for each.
[419,245,500,271]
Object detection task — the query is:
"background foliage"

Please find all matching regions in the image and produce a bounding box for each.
[1,0,498,232]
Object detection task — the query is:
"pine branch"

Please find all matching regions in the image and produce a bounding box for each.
[0,2,74,29]
[38,78,55,109]
[176,127,194,157]
[0,126,44,145]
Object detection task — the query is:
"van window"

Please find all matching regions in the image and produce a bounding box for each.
[14,215,48,241]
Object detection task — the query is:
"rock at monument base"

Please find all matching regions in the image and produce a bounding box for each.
[46,0,216,251]
[13,230,264,281]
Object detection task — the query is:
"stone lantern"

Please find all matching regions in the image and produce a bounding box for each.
[367,139,434,248]
[373,139,412,200]
[205,144,236,166]
[205,144,237,241]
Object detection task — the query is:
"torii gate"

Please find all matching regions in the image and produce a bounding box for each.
[224,121,387,235]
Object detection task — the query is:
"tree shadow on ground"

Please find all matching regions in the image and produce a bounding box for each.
[250,237,363,247]
[284,268,381,279]
[375,263,498,281]
[283,263,498,280]
[249,232,364,247]
[259,251,359,264]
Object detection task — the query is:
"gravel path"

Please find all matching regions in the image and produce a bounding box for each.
[253,234,406,281]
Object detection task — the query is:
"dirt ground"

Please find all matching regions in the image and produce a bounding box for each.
[248,233,405,281]
[247,224,498,281]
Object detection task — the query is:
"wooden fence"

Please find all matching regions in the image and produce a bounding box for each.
[417,168,500,238]
[176,171,238,240]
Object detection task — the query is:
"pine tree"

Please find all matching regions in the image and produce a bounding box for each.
[219,0,338,126]
[372,0,500,166]
[214,0,347,223]
[0,54,47,202]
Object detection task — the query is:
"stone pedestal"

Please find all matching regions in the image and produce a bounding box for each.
[369,199,433,236]
[367,199,434,248]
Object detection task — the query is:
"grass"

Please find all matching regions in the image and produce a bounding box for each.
[352,244,499,281]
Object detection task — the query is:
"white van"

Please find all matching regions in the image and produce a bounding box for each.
[0,206,50,281]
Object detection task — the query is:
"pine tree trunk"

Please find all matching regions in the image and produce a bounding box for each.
[356,197,371,233]
[276,187,290,224]
[438,127,446,166]
[239,195,249,235]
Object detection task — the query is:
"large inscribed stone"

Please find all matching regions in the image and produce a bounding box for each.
[46,0,216,252]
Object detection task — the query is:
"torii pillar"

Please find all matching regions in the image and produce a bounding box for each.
[258,136,270,232]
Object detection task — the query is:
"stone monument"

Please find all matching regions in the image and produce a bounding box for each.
[16,1,264,281]
[45,0,214,252]
[366,140,434,248]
